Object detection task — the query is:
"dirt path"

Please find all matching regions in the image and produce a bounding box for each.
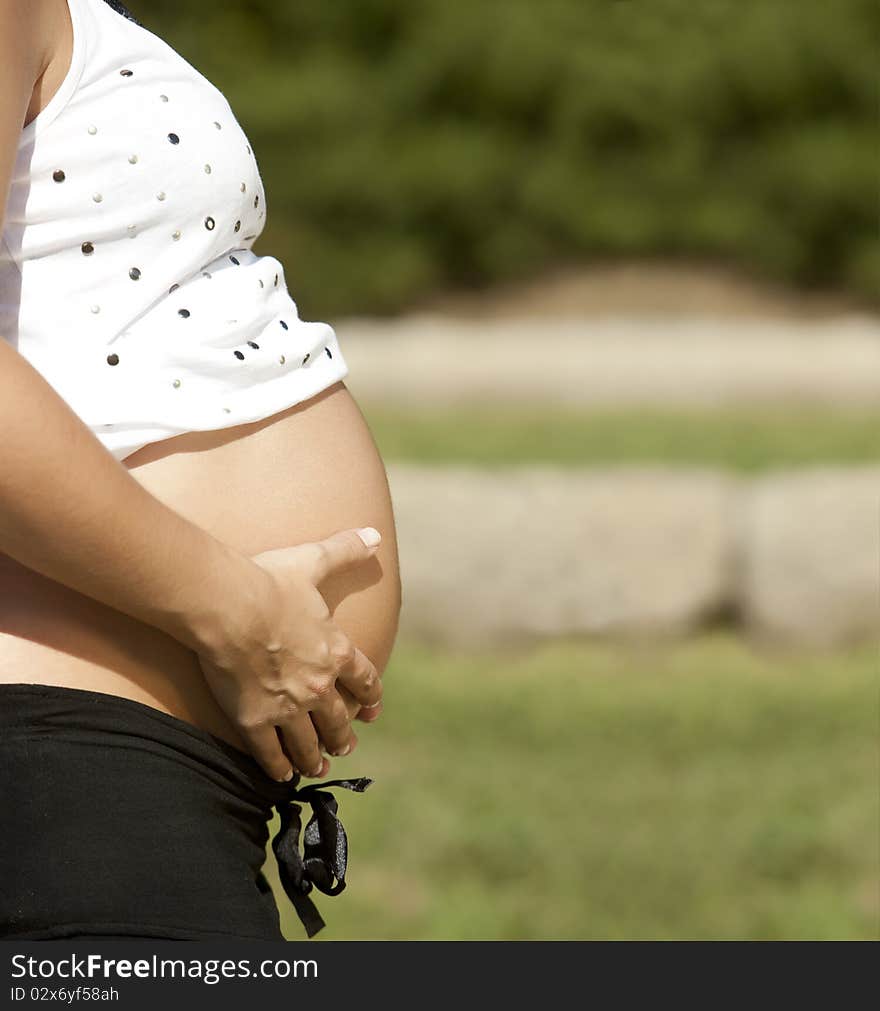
[337,314,880,407]
[413,262,873,321]
[335,264,880,407]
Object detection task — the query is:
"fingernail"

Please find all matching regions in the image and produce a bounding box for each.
[357,527,381,548]
[280,769,294,782]
[364,701,382,710]
[332,743,352,757]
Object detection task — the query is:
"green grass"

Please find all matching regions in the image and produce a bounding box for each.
[361,404,880,471]
[266,634,879,940]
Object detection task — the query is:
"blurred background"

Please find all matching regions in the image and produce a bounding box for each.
[147,0,878,939]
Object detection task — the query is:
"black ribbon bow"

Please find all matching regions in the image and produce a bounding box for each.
[271,776,373,938]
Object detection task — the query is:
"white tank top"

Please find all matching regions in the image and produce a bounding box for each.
[0,0,349,461]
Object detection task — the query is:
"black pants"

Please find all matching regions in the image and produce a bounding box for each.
[0,683,370,941]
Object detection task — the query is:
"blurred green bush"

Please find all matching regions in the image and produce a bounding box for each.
[146,0,877,316]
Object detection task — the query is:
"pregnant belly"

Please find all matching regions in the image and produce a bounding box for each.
[0,381,401,753]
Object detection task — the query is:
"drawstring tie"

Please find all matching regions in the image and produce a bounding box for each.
[271,776,373,938]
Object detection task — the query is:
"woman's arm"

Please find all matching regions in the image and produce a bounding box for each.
[0,1,382,781]
[0,1,237,643]
[0,339,251,650]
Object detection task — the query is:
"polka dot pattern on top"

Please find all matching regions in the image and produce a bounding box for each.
[0,0,348,462]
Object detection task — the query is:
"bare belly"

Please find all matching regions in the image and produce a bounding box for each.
[0,381,401,754]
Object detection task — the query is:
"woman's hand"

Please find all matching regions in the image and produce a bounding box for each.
[192,527,384,782]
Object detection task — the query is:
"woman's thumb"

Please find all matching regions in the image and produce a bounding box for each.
[356,527,382,548]
[310,527,382,581]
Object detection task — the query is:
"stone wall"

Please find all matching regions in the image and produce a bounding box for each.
[387,464,879,647]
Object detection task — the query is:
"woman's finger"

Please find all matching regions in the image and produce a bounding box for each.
[355,700,383,723]
[277,712,325,778]
[338,684,362,720]
[239,722,295,783]
[310,689,357,757]
[337,684,383,724]
[337,646,383,708]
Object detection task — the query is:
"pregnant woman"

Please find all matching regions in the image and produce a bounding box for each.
[0,0,401,940]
